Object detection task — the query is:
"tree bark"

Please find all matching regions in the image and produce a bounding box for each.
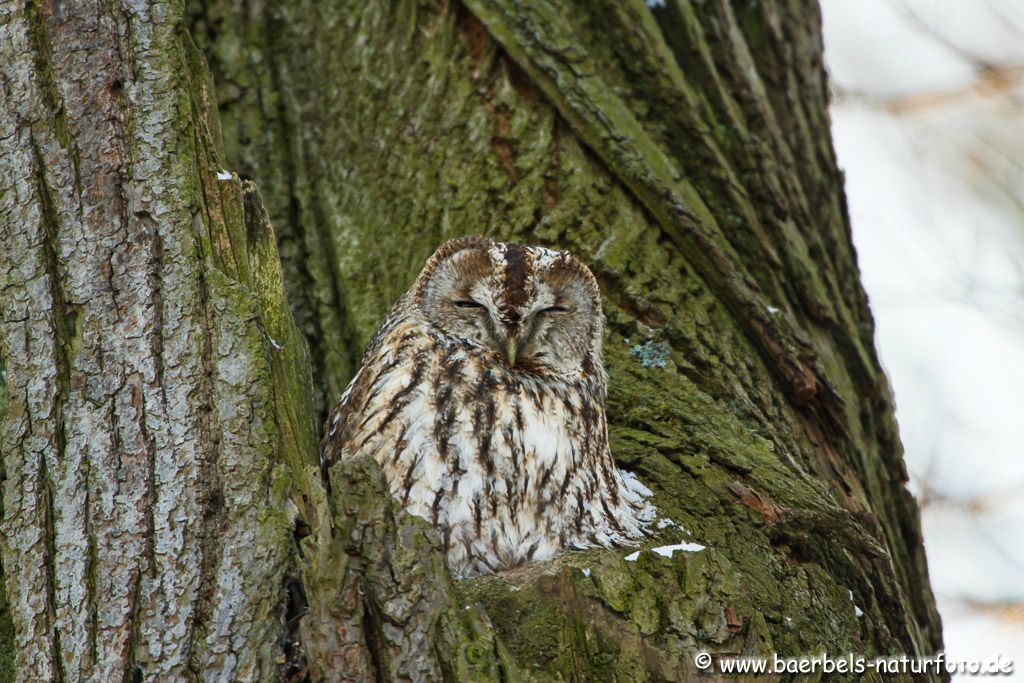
[0,3,319,679]
[0,0,943,681]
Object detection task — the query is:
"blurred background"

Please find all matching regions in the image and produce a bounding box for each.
[821,0,1024,675]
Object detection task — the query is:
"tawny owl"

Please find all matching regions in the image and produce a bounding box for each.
[321,236,655,578]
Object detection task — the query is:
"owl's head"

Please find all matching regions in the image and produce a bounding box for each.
[413,236,604,378]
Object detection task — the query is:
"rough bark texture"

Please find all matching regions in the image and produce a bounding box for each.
[0,1,318,679]
[0,0,943,680]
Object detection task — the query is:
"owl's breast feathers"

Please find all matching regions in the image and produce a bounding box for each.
[322,318,655,577]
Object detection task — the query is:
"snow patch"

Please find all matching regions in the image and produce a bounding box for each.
[619,469,653,498]
[651,541,706,557]
[625,540,706,562]
[847,589,864,617]
[581,568,591,577]
[216,170,232,181]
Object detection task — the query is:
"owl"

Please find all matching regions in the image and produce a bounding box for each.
[321,236,655,578]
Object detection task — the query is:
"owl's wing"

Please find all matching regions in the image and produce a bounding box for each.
[359,291,414,365]
[319,294,419,474]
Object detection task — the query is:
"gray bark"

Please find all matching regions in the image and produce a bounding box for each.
[0,2,316,679]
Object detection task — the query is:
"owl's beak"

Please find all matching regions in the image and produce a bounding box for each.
[505,335,518,367]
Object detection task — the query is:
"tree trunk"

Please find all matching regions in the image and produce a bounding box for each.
[0,0,943,681]
[0,3,319,679]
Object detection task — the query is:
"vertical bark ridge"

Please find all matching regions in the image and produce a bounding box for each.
[186,0,358,423]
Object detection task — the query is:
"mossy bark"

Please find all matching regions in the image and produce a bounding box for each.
[187,0,943,679]
[0,0,943,680]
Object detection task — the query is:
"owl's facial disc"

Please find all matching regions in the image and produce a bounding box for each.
[415,238,602,376]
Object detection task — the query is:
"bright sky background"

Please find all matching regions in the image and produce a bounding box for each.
[821,0,1024,676]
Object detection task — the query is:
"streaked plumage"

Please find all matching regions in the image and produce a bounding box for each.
[321,236,655,577]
